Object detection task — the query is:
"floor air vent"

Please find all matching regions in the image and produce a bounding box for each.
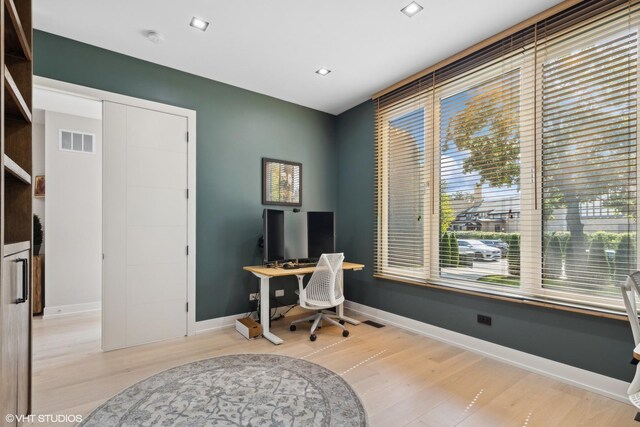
[362,320,385,328]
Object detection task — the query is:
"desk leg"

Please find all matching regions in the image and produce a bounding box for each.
[334,269,360,325]
[335,305,360,325]
[259,276,283,345]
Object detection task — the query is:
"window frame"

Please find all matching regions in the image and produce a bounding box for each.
[376,94,433,281]
[374,18,640,314]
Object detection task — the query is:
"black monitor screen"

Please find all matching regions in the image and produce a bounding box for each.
[307,212,335,259]
[263,209,285,263]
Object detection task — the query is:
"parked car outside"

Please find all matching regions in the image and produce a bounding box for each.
[480,239,509,256]
[458,246,475,267]
[458,239,502,261]
[585,248,615,263]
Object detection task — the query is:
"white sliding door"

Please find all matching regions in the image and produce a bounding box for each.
[103,102,189,350]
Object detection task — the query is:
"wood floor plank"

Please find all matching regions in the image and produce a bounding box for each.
[28,311,637,427]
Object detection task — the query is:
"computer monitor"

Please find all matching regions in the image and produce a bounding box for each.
[307,211,335,259]
[263,209,285,263]
[284,211,308,260]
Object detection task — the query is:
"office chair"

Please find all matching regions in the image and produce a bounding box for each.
[289,253,349,341]
[620,272,640,410]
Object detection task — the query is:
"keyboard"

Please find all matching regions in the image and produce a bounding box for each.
[296,262,317,268]
[281,262,316,269]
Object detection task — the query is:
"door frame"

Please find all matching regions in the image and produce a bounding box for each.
[34,76,197,338]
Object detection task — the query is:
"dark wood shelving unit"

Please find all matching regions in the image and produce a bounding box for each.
[1,0,33,423]
[4,0,31,61]
[4,66,31,122]
[4,153,30,184]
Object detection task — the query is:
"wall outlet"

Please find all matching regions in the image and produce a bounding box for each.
[249,292,260,301]
[477,314,492,326]
[275,289,285,297]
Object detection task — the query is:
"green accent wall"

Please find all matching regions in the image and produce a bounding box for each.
[34,30,336,321]
[335,100,635,382]
[35,29,635,383]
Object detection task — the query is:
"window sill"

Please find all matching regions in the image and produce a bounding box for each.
[372,274,628,321]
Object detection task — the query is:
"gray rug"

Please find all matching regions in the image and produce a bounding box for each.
[80,354,367,426]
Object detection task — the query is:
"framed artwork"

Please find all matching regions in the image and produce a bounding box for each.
[262,158,302,207]
[34,175,45,198]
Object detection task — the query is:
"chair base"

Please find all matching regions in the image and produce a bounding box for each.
[290,312,347,339]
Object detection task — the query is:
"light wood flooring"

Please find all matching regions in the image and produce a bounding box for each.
[30,310,638,426]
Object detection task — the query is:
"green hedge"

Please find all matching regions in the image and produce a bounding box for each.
[455,230,636,252]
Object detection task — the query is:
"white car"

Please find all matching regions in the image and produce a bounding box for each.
[458,239,502,261]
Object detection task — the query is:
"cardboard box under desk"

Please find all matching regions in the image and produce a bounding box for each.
[235,317,263,339]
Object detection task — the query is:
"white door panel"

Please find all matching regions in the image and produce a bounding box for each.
[126,301,186,345]
[126,226,187,266]
[103,102,188,350]
[126,107,188,153]
[126,147,187,189]
[102,103,127,350]
[126,262,187,304]
[127,188,187,227]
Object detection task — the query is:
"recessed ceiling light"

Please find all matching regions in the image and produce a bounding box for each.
[190,17,210,31]
[401,2,423,17]
[145,30,165,44]
[315,68,331,76]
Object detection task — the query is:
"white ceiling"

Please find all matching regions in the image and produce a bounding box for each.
[34,0,562,115]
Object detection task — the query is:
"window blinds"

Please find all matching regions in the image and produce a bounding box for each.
[539,2,639,301]
[374,79,433,282]
[374,0,639,311]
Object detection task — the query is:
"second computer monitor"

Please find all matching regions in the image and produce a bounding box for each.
[263,209,285,263]
[307,211,335,259]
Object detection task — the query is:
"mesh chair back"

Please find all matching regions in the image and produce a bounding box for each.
[623,272,640,345]
[305,253,345,306]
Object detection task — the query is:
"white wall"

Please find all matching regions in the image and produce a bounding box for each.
[43,111,102,316]
[32,122,45,252]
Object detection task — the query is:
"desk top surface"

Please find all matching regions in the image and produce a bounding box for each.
[244,262,365,277]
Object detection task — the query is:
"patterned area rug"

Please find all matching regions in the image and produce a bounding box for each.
[81,354,367,426]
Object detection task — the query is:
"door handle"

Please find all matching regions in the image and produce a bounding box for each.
[15,258,28,304]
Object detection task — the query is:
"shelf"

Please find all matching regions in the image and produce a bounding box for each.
[4,0,31,61]
[4,65,31,123]
[4,154,31,184]
[4,241,30,256]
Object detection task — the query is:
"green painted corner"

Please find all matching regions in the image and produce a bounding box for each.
[335,100,636,382]
[35,28,637,383]
[34,30,337,321]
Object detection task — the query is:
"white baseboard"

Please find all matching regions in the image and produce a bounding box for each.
[195,312,248,334]
[344,300,631,404]
[43,301,101,318]
[196,304,306,334]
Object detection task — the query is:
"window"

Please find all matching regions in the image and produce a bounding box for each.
[439,69,522,288]
[375,86,432,282]
[541,31,638,299]
[374,0,639,312]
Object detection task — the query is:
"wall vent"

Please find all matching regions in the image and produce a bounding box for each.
[59,130,95,154]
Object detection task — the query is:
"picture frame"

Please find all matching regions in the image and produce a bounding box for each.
[34,175,45,198]
[262,158,302,207]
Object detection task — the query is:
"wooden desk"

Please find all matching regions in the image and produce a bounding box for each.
[243,262,365,344]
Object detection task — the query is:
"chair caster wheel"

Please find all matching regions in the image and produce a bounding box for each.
[310,334,317,342]
[290,325,296,332]
[339,320,345,325]
[342,330,349,337]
